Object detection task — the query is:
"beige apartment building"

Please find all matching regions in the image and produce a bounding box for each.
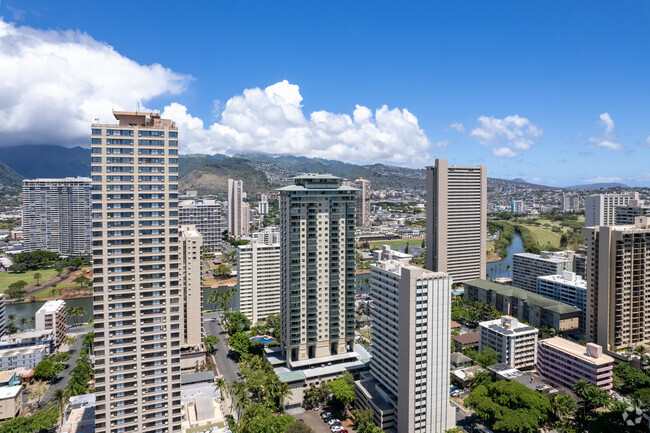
[584,192,639,227]
[91,111,182,433]
[227,179,249,237]
[583,216,650,352]
[278,174,357,363]
[180,225,203,347]
[179,199,225,251]
[426,159,486,283]
[479,316,539,369]
[237,238,281,324]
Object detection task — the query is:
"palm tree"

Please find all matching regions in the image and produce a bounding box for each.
[230,381,249,419]
[215,377,228,401]
[34,272,42,286]
[275,381,292,412]
[550,393,577,421]
[7,314,16,323]
[19,317,28,330]
[50,389,69,422]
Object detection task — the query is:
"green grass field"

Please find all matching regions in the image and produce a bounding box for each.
[363,238,424,249]
[0,268,57,292]
[519,224,562,249]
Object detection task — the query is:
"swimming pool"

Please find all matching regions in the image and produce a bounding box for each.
[250,336,276,344]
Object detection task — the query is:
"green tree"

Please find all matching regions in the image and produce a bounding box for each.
[549,393,577,421]
[573,380,610,414]
[468,370,493,389]
[203,335,220,352]
[6,280,28,298]
[215,377,229,402]
[33,272,42,285]
[49,389,69,421]
[28,382,48,408]
[229,332,252,359]
[19,317,28,330]
[82,331,95,351]
[55,265,64,275]
[227,311,252,335]
[215,263,232,277]
[265,313,281,339]
[328,375,355,410]
[238,403,294,433]
[465,348,500,368]
[73,275,90,289]
[351,408,375,430]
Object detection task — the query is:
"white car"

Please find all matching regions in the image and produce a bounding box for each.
[328,419,340,426]
[331,426,342,433]
[321,412,332,419]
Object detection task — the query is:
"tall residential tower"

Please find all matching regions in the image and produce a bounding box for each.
[353,177,371,227]
[227,179,249,237]
[278,174,356,362]
[91,111,182,433]
[426,159,486,283]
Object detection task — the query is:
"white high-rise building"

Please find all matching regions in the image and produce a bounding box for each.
[584,192,639,227]
[258,194,269,215]
[35,300,67,348]
[615,199,650,225]
[227,179,249,236]
[179,199,225,251]
[22,177,91,255]
[278,174,357,362]
[353,178,371,227]
[511,199,524,213]
[91,111,182,433]
[252,227,280,246]
[179,225,203,347]
[237,238,281,323]
[537,271,587,332]
[426,159,486,283]
[359,259,455,432]
[512,251,574,293]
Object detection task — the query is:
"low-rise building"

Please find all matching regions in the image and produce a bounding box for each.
[487,363,556,396]
[451,352,473,369]
[371,245,413,262]
[0,385,22,420]
[0,329,55,353]
[0,345,47,370]
[61,393,96,433]
[512,251,573,293]
[451,332,479,352]
[35,300,66,347]
[353,375,396,431]
[537,271,587,333]
[479,316,539,370]
[465,279,581,334]
[537,337,614,390]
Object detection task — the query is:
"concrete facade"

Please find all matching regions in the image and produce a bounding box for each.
[479,316,538,369]
[585,192,639,227]
[227,179,249,237]
[237,238,281,323]
[426,159,486,283]
[278,174,357,363]
[0,386,22,420]
[179,225,203,347]
[0,345,47,370]
[537,337,613,390]
[353,178,371,227]
[179,199,225,251]
[537,271,587,333]
[512,251,574,293]
[584,217,650,352]
[91,111,182,433]
[22,177,91,255]
[35,299,66,347]
[615,199,650,225]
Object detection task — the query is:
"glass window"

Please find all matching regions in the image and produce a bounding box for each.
[92,138,102,144]
[92,128,102,135]
[107,129,133,136]
[91,176,102,182]
[169,140,178,146]
[139,130,164,137]
[91,157,102,163]
[91,166,102,172]
[169,131,178,137]
[91,148,102,154]
[169,149,178,155]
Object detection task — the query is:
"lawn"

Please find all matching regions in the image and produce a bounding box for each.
[186,422,225,433]
[519,224,562,249]
[33,283,77,299]
[0,268,58,292]
[363,238,425,249]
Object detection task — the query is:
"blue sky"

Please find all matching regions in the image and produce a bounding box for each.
[1,1,649,186]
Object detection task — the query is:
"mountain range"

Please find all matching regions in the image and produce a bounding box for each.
[0,144,633,194]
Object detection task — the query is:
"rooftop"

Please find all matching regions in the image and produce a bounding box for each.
[537,272,586,288]
[0,385,22,399]
[466,279,582,315]
[479,316,538,336]
[450,352,473,365]
[0,345,47,357]
[539,337,614,366]
[37,300,66,314]
[0,328,54,343]
[451,332,479,345]
[355,377,396,411]
[23,177,92,183]
[513,252,571,263]
[180,371,216,385]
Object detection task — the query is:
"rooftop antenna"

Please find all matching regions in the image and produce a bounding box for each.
[136,101,140,113]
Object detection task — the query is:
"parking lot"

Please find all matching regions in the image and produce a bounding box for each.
[294,409,355,433]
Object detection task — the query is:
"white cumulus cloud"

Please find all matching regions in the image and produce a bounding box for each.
[469,115,542,157]
[0,19,190,147]
[588,112,623,151]
[449,122,465,132]
[163,80,435,166]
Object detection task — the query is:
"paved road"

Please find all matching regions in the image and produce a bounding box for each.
[203,312,240,383]
[43,325,92,403]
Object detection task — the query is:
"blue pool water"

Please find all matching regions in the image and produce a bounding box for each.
[250,336,276,344]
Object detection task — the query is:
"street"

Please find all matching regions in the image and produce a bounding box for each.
[203,312,240,383]
[43,325,92,403]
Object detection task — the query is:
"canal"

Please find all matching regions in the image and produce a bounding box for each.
[486,233,524,280]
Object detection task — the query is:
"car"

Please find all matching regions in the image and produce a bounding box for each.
[321,411,332,419]
[314,405,324,411]
[341,430,349,433]
[331,426,342,433]
[328,419,340,426]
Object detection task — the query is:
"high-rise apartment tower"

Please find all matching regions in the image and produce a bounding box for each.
[584,192,639,227]
[426,159,486,283]
[179,199,225,251]
[237,238,281,323]
[227,179,249,237]
[353,178,371,227]
[22,177,91,255]
[179,225,203,347]
[278,174,356,362]
[91,111,182,433]
[583,217,650,352]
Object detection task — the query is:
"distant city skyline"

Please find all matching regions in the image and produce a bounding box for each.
[1,2,650,186]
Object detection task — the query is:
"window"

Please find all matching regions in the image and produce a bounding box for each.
[169,140,178,146]
[169,131,178,137]
[107,129,133,136]
[139,130,164,137]
[106,139,133,145]
[92,176,102,182]
[169,176,178,181]
[169,158,178,164]
[91,147,102,153]
[91,157,102,163]
[92,128,102,135]
[92,138,102,144]
[169,149,178,155]
[107,148,133,154]
[169,167,178,172]
[139,148,165,155]
[138,140,164,146]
